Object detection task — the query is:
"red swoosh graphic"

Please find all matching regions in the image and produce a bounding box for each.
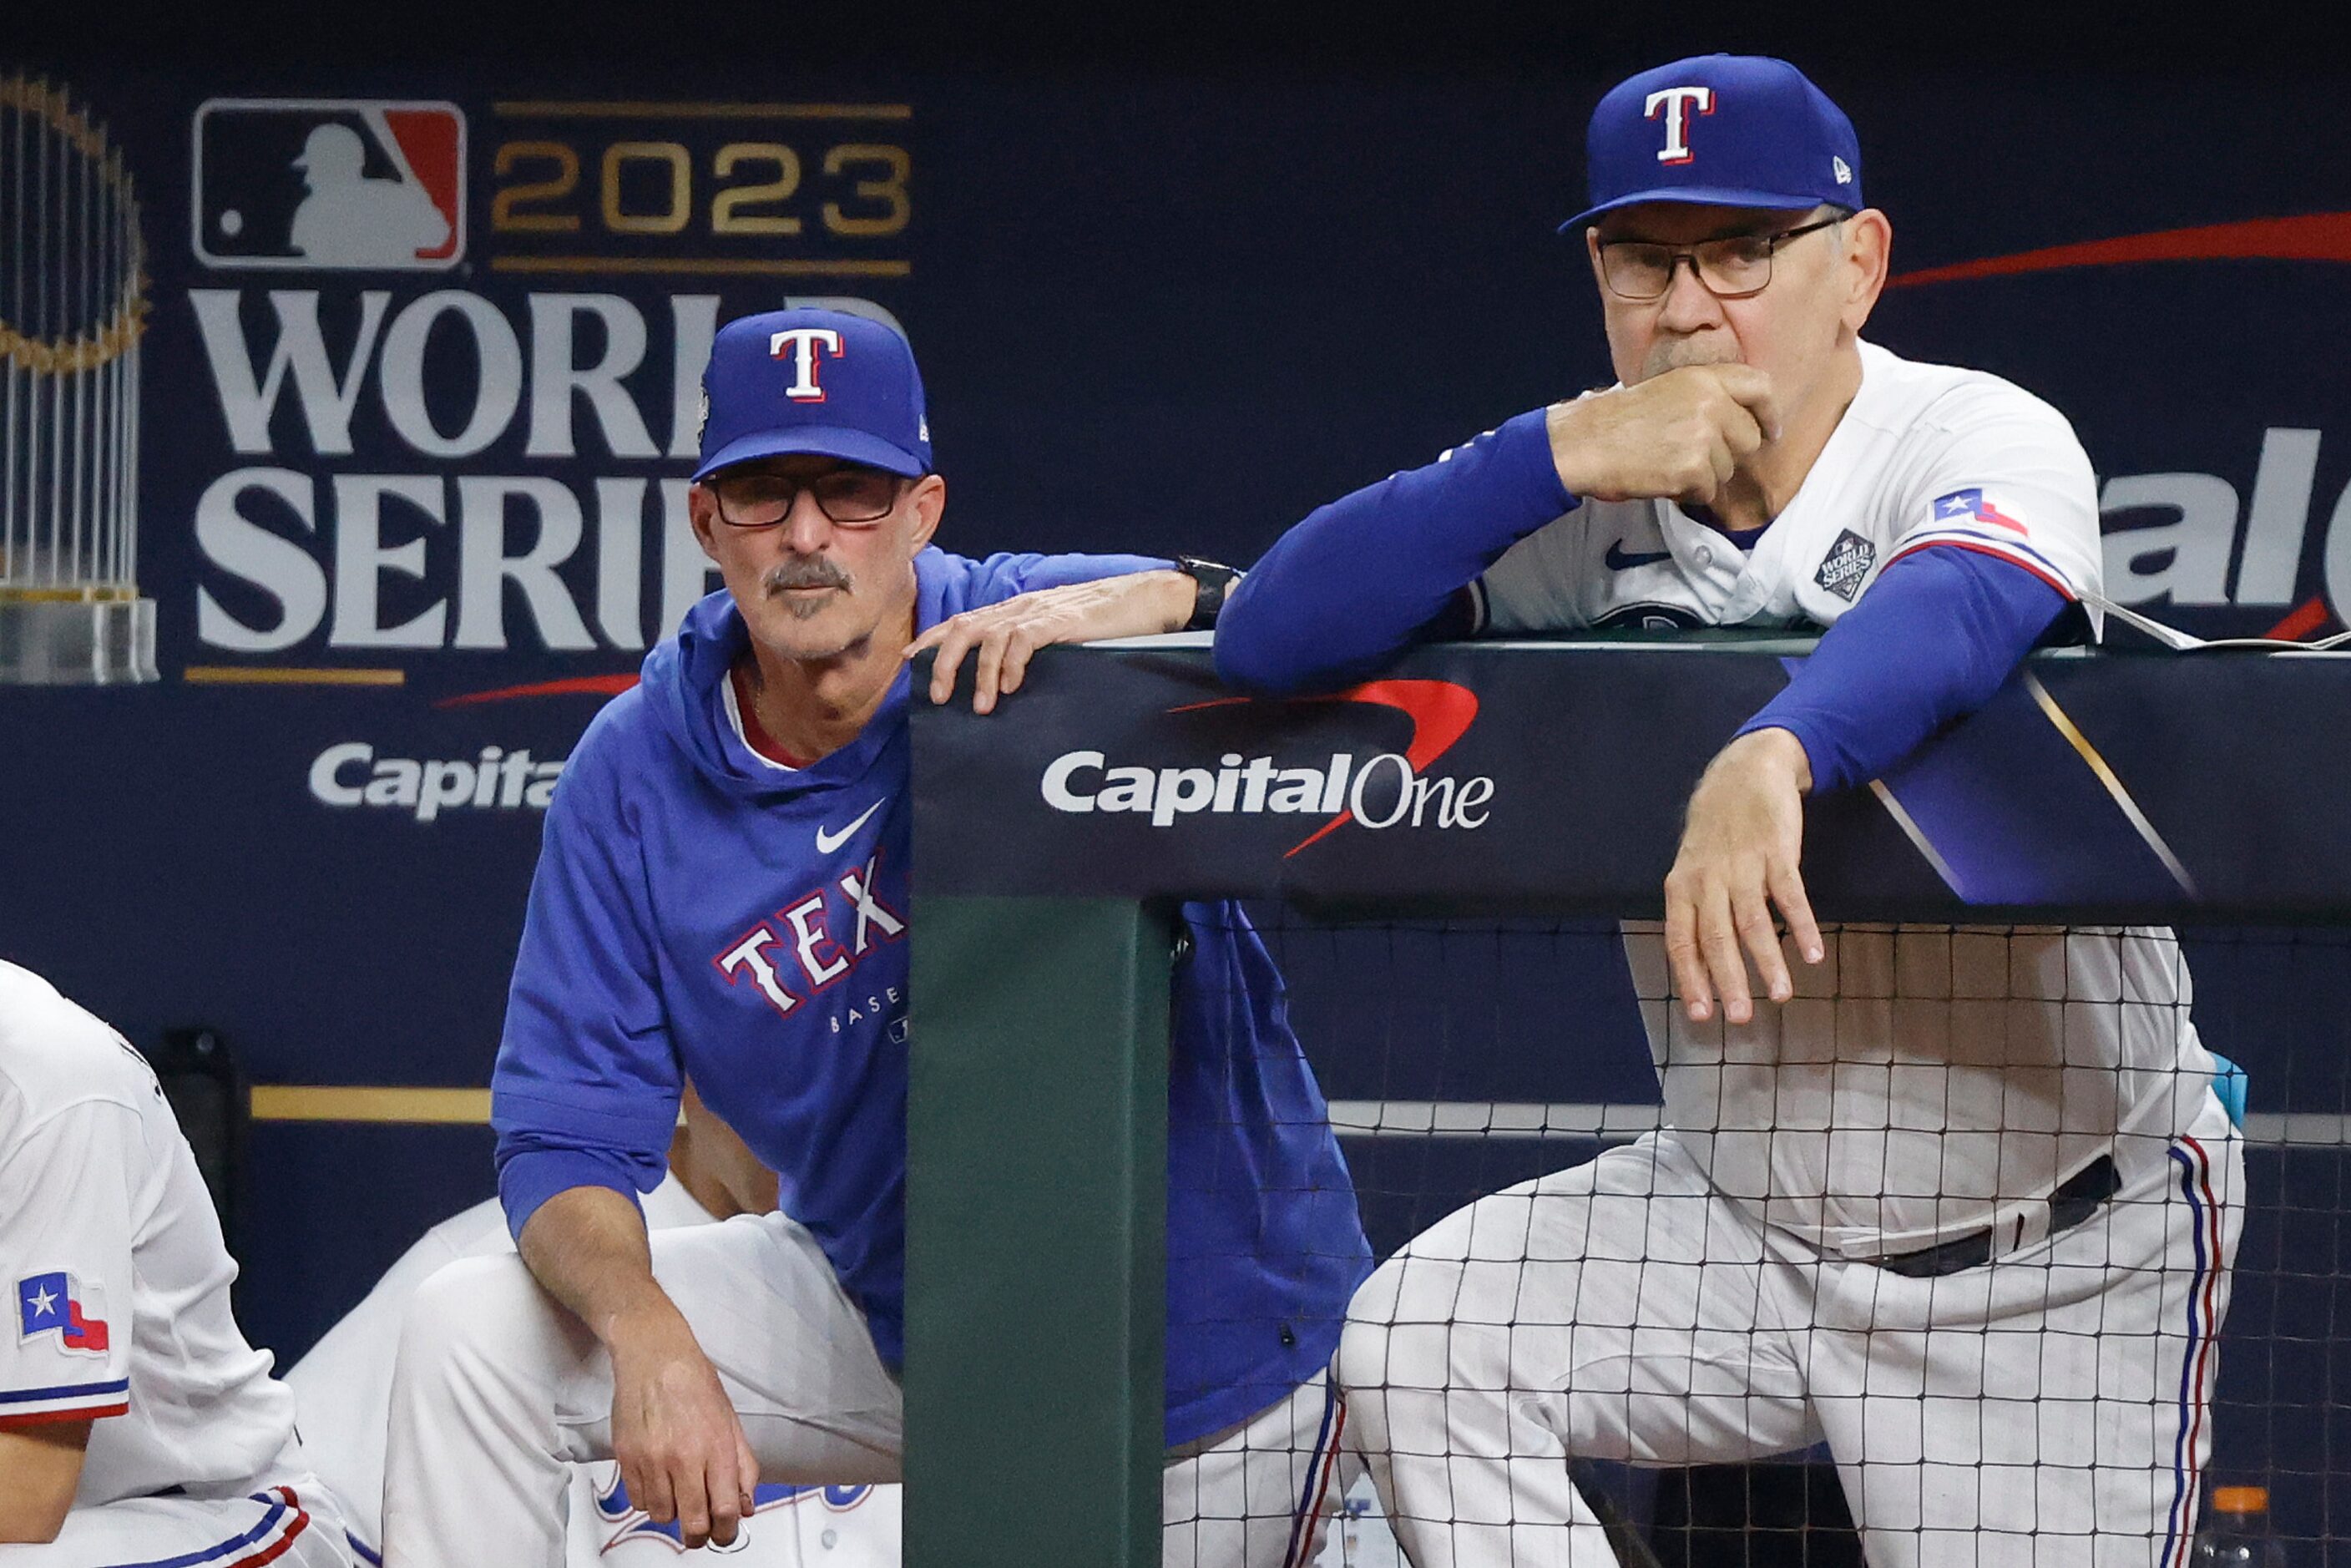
[1888,211,2351,288]
[2264,596,2337,641]
[1170,678,1480,857]
[436,675,640,709]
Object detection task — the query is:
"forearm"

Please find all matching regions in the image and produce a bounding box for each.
[1030,568,1195,636]
[1216,408,1569,694]
[516,1185,677,1345]
[933,549,1176,609]
[1739,545,2070,792]
[0,1423,88,1542]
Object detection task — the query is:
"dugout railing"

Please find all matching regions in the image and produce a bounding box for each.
[905,635,2351,1566]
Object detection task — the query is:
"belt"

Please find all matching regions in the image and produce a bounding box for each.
[1868,1155,2121,1279]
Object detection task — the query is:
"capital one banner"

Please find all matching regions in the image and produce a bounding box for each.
[3,62,2348,1349]
[909,641,2351,918]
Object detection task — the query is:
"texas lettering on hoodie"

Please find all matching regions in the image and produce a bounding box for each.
[489,547,1373,1446]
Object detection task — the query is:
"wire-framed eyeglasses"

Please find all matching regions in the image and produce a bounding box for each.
[1596,215,1844,302]
[708,466,908,528]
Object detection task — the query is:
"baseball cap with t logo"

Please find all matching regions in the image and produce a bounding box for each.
[1562,53,1863,231]
[693,306,933,481]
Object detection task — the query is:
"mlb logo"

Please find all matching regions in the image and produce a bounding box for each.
[192,99,466,270]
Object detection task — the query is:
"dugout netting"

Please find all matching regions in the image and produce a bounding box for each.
[904,636,2351,1568]
[1256,914,2351,1567]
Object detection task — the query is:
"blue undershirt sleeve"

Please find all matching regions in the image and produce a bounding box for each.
[1737,544,2075,793]
[1215,409,1570,695]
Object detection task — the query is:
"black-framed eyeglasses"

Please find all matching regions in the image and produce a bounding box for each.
[708,466,908,528]
[1596,215,1845,302]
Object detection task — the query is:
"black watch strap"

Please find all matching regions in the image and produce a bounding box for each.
[1176,556,1241,632]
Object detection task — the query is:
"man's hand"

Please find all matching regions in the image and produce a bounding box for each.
[906,569,1197,713]
[1662,726,1824,1025]
[604,1301,761,1550]
[517,1186,757,1550]
[1547,365,1781,506]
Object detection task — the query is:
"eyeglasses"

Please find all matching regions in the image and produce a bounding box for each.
[1595,215,1845,302]
[708,466,907,527]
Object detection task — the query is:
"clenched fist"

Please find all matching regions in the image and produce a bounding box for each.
[1546,364,1781,506]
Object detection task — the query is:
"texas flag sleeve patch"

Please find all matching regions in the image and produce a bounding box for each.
[3,1272,128,1426]
[1885,487,2079,600]
[18,1272,109,1353]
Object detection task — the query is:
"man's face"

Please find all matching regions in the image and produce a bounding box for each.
[689,453,944,664]
[1586,201,1881,402]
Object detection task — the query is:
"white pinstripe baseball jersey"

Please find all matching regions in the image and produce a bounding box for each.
[1470,342,2212,1257]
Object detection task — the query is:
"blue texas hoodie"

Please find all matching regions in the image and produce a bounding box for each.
[490,547,1372,1444]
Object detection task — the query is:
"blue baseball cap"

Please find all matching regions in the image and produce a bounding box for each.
[1563,54,1863,232]
[693,307,933,482]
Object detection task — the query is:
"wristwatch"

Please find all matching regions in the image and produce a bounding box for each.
[1175,556,1242,631]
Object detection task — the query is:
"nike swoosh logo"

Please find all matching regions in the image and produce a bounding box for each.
[1604,539,1673,571]
[816,798,888,855]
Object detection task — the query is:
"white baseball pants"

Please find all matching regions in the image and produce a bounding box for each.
[380,1208,1349,1567]
[0,1475,355,1568]
[1338,1094,2242,1568]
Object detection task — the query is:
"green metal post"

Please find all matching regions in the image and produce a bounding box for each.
[905,895,1170,1565]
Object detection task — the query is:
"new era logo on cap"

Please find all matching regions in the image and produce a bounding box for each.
[1565,55,1863,232]
[193,99,466,270]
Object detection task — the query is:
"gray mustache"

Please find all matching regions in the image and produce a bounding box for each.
[763,557,852,594]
